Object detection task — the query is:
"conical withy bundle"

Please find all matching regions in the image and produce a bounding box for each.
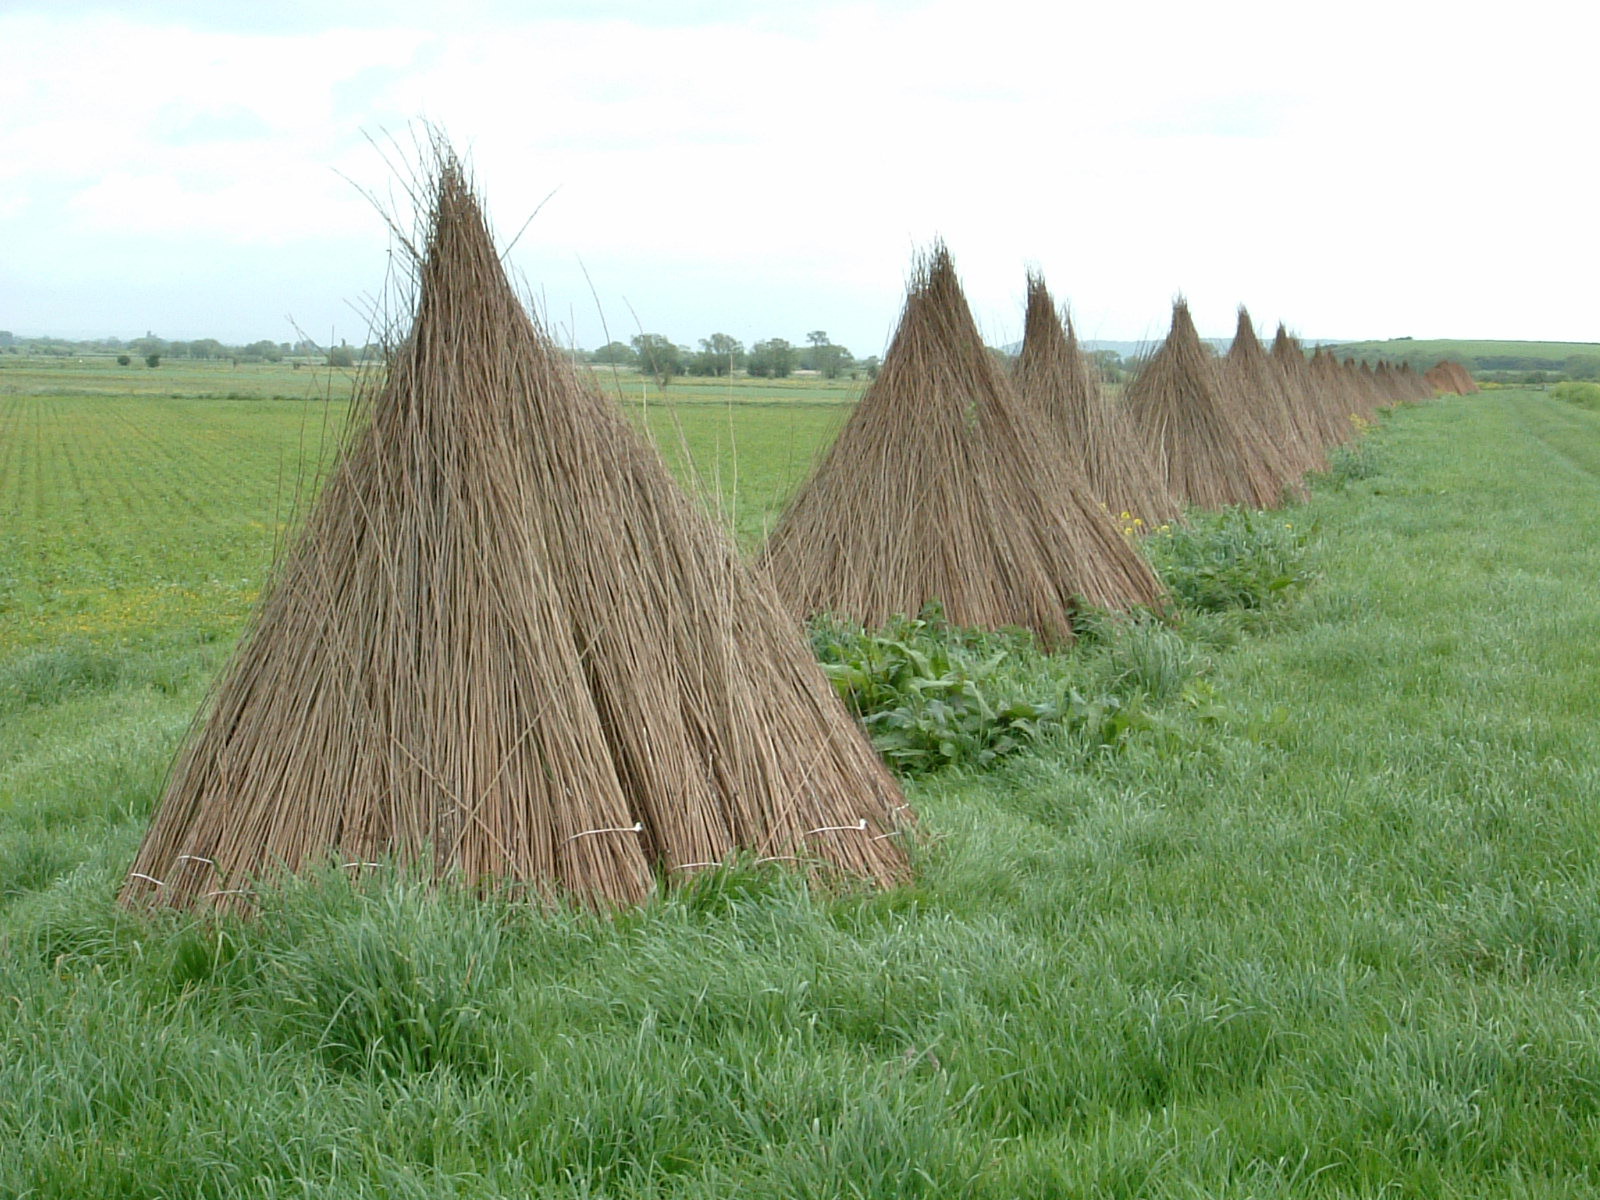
[1012,273,1178,526]
[1221,306,1322,483]
[1424,360,1478,395]
[1309,346,1364,438]
[1271,325,1346,449]
[1125,300,1290,510]
[763,244,1163,645]
[122,152,909,912]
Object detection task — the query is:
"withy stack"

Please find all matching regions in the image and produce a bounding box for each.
[122,152,909,912]
[763,244,1163,646]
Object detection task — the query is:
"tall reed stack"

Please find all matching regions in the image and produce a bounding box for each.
[1125,300,1290,510]
[122,149,909,912]
[1424,361,1478,395]
[1013,273,1178,525]
[1222,307,1323,481]
[763,244,1163,644]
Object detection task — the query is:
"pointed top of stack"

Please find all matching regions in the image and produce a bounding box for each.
[764,245,1163,643]
[1014,272,1177,524]
[1222,305,1319,482]
[122,146,910,912]
[1125,299,1289,510]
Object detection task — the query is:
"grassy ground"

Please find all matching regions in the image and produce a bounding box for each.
[4,385,1600,1195]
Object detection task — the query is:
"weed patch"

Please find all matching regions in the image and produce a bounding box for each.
[1144,507,1313,614]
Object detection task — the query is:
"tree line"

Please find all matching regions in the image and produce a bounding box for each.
[0,330,373,367]
[587,331,880,386]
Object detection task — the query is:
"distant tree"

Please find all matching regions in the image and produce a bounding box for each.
[630,333,684,387]
[688,333,745,377]
[188,338,224,360]
[747,338,796,379]
[144,353,161,368]
[0,331,13,348]
[242,339,283,363]
[1087,349,1123,382]
[591,340,639,366]
[116,354,131,366]
[858,355,881,380]
[327,344,355,368]
[799,330,831,372]
[814,343,852,380]
[131,334,167,358]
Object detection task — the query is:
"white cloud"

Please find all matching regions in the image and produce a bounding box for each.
[2,1,1595,346]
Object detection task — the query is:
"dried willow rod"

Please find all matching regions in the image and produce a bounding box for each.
[1124,300,1292,510]
[1221,307,1323,485]
[1013,272,1179,526]
[123,143,909,913]
[1271,326,1344,449]
[762,244,1163,645]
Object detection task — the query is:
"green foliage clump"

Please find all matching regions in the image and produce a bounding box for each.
[1551,381,1600,410]
[810,606,1190,774]
[1321,440,1382,484]
[811,608,1058,774]
[1144,507,1313,614]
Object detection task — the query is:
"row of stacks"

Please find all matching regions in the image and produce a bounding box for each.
[120,155,1473,913]
[764,246,1465,644]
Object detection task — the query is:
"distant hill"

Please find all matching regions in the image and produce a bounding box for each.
[1319,338,1600,374]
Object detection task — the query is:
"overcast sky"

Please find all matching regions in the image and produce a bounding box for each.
[3,0,1594,355]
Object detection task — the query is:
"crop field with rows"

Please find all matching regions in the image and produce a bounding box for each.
[0,365,855,654]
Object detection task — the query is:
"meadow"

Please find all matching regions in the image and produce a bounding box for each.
[4,362,1600,1196]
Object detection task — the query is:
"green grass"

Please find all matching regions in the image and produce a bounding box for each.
[5,385,1600,1195]
[0,353,363,400]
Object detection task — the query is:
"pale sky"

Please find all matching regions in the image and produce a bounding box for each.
[2,0,1594,355]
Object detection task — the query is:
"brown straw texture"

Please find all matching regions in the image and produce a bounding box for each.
[1013,273,1179,526]
[1125,300,1289,510]
[763,244,1164,645]
[122,151,909,913]
[1271,325,1348,448]
[1221,306,1323,484]
[1309,346,1364,438]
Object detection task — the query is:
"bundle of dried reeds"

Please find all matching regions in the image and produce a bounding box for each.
[1396,363,1433,401]
[1309,347,1364,438]
[1361,361,1406,408]
[1444,360,1478,394]
[1270,325,1342,450]
[1344,356,1382,419]
[762,244,1164,644]
[1124,300,1291,510]
[1013,273,1178,525]
[122,150,909,912]
[1222,307,1323,481]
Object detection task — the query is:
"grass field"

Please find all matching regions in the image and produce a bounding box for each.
[4,373,1600,1196]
